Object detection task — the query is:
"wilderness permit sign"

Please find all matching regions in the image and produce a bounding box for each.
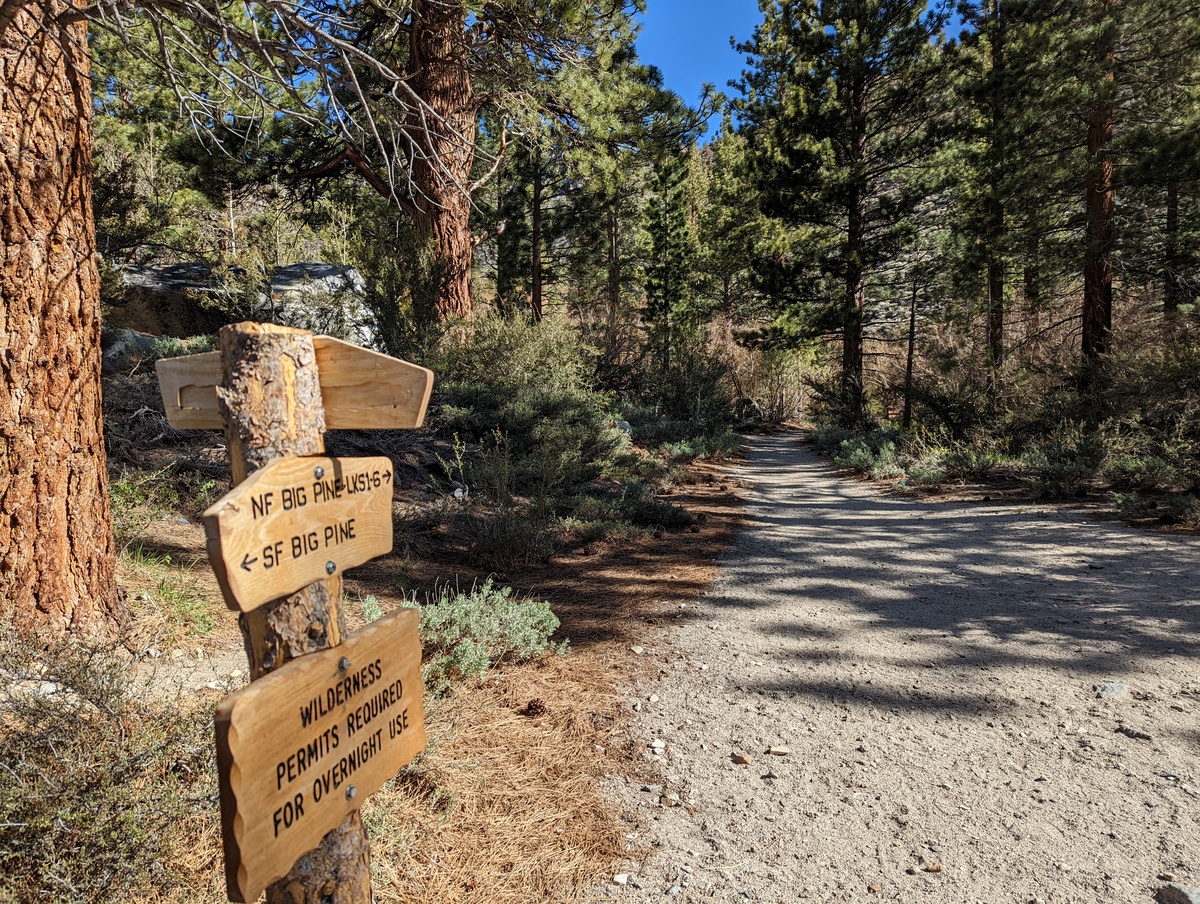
[215,607,427,902]
[203,455,393,611]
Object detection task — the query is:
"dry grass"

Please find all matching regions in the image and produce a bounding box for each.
[366,650,631,903]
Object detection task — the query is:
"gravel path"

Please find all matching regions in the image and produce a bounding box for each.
[602,433,1200,904]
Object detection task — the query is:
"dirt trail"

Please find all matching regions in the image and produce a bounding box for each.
[601,433,1200,904]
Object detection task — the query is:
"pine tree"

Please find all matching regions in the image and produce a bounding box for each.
[948,0,1078,383]
[735,0,950,419]
[695,120,765,319]
[644,148,699,371]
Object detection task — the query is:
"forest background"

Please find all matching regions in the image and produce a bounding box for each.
[4,0,1200,898]
[91,0,1200,528]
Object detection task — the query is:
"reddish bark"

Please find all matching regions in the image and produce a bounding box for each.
[0,0,122,637]
[1083,1,1116,358]
[408,0,477,319]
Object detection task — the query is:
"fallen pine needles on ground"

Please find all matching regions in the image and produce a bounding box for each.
[367,649,631,903]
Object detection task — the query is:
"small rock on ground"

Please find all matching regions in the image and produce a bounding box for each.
[1158,884,1200,904]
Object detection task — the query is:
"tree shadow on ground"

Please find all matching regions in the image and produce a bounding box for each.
[685,436,1199,716]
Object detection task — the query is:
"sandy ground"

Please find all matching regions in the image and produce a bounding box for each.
[600,433,1200,904]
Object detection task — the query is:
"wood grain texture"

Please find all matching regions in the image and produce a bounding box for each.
[216,608,426,903]
[156,337,434,431]
[203,455,395,612]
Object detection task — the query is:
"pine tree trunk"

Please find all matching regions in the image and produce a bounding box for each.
[1024,240,1041,335]
[987,255,1004,370]
[606,206,621,317]
[902,282,918,430]
[409,0,476,319]
[842,101,867,419]
[531,154,544,322]
[1083,1,1116,358]
[0,0,122,637]
[986,0,1006,385]
[1165,179,1181,316]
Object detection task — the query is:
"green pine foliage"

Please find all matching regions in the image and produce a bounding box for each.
[733,0,951,419]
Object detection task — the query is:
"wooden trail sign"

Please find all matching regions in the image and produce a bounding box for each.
[216,606,427,903]
[158,323,435,903]
[203,455,395,612]
[155,335,434,430]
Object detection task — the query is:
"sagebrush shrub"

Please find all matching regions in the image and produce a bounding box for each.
[415,579,567,694]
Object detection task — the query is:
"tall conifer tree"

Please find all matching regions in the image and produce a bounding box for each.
[735,0,949,419]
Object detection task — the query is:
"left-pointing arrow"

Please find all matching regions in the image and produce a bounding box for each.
[241,553,258,572]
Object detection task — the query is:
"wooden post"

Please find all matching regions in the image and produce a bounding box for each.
[216,322,371,904]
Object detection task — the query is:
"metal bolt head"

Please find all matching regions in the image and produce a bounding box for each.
[345,785,357,801]
[314,465,325,480]
[325,561,337,575]
[338,656,351,672]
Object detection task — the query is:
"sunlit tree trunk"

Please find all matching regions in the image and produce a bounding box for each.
[409,0,477,319]
[0,0,122,637]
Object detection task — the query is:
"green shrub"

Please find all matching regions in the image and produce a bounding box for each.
[453,504,558,569]
[432,318,621,504]
[636,339,735,434]
[836,439,903,480]
[150,334,216,360]
[941,439,1012,480]
[360,594,385,623]
[811,423,859,456]
[1111,491,1200,524]
[830,427,904,480]
[1022,422,1104,498]
[1102,453,1180,492]
[615,481,695,528]
[433,315,591,393]
[415,579,567,694]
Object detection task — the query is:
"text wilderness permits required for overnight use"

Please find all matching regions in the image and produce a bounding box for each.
[202,455,394,611]
[214,606,426,903]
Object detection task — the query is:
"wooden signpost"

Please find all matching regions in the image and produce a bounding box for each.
[156,335,434,431]
[157,324,433,904]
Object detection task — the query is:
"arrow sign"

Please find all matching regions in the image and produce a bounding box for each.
[156,336,434,431]
[203,455,394,612]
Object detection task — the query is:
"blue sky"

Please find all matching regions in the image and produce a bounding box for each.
[635,0,763,108]
[635,2,968,114]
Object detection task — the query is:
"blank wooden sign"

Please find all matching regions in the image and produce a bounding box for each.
[215,607,427,903]
[155,336,435,430]
[203,455,394,611]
